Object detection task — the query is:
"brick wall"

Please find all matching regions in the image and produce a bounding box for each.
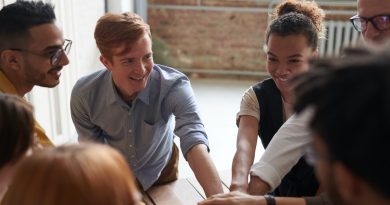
[148,1,356,76]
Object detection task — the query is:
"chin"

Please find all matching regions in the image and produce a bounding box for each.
[38,81,60,88]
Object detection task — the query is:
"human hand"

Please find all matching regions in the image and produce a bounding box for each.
[248,175,271,195]
[198,191,265,205]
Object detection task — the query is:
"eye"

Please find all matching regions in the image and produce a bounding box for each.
[267,56,278,62]
[121,59,134,65]
[45,49,59,58]
[289,59,302,63]
[144,53,153,60]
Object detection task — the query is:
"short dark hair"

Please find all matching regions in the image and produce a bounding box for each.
[0,93,34,168]
[294,47,390,197]
[0,1,56,51]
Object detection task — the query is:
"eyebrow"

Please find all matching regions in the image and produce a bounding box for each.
[287,54,303,58]
[43,44,63,52]
[267,51,277,57]
[120,57,134,62]
[267,51,303,58]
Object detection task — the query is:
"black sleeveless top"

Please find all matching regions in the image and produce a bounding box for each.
[252,78,318,197]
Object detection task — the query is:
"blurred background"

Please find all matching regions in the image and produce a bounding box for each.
[1,0,359,176]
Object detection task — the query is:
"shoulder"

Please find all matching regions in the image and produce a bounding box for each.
[151,64,191,94]
[152,64,189,83]
[252,78,276,91]
[72,69,110,95]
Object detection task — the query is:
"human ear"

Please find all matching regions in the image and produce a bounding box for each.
[100,55,114,71]
[0,50,21,71]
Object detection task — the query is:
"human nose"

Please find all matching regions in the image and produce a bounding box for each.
[59,51,70,66]
[134,61,146,74]
[276,63,290,75]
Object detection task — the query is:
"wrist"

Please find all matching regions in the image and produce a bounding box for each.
[264,194,276,205]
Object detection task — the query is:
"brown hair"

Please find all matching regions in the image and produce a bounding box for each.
[2,144,142,205]
[0,93,34,168]
[266,0,325,49]
[94,12,151,59]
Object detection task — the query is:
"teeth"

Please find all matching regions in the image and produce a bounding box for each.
[130,76,143,80]
[279,77,288,82]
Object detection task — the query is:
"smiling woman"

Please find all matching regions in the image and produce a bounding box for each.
[230,0,325,197]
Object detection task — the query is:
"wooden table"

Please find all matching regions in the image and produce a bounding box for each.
[143,170,231,205]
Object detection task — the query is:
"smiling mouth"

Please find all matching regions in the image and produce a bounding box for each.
[273,75,289,82]
[130,76,145,81]
[48,68,62,76]
[278,77,289,82]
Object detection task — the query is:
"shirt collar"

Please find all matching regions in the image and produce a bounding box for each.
[105,69,155,106]
[106,73,121,105]
[137,69,155,105]
[0,70,18,94]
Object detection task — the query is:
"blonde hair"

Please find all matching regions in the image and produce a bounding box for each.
[94,12,151,59]
[266,0,326,49]
[2,144,141,205]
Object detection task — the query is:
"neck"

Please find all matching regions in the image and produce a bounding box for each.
[1,67,32,96]
[280,91,294,104]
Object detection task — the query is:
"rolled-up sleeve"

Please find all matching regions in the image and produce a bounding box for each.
[166,79,209,158]
[250,109,313,191]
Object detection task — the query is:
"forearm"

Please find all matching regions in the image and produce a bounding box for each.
[248,175,271,195]
[231,115,259,192]
[187,144,223,197]
[231,147,255,192]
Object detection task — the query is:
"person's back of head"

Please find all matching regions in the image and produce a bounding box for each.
[2,143,142,205]
[0,93,34,168]
[0,1,56,53]
[94,12,151,60]
[294,46,390,204]
[266,0,325,50]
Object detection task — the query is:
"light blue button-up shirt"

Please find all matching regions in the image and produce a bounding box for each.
[71,64,209,190]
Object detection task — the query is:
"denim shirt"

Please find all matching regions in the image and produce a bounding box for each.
[71,64,209,190]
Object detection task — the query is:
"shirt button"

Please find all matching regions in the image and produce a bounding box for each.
[129,144,133,148]
[128,129,132,133]
[131,155,135,158]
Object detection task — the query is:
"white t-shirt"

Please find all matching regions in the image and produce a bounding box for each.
[237,87,293,124]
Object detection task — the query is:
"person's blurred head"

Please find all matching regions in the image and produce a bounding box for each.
[265,0,325,99]
[294,46,390,205]
[0,1,70,94]
[2,143,142,205]
[350,0,390,44]
[95,12,153,102]
[0,93,34,168]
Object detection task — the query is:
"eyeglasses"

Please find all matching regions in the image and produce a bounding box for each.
[350,14,390,32]
[9,39,72,67]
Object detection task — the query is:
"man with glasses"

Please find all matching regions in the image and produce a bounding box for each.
[0,1,71,147]
[350,0,390,44]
